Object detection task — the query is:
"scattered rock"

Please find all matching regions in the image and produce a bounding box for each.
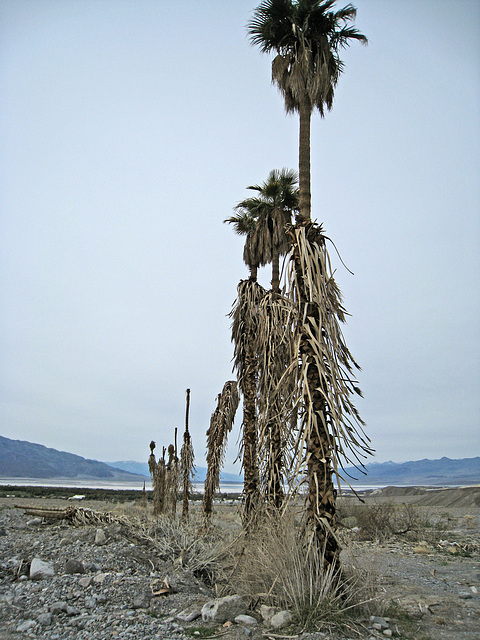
[16,620,36,632]
[27,517,43,526]
[65,559,85,574]
[235,614,258,626]
[269,610,293,629]
[29,557,54,580]
[38,612,53,626]
[95,528,107,545]
[78,575,93,587]
[133,591,152,609]
[201,594,246,623]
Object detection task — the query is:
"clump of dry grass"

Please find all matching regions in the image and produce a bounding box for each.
[222,511,379,632]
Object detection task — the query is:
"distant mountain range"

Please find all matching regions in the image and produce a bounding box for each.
[0,435,478,486]
[344,456,480,486]
[106,461,242,484]
[0,436,146,481]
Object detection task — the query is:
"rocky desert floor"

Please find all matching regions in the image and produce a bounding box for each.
[0,486,479,640]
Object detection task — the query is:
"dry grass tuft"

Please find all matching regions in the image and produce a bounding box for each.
[222,511,379,632]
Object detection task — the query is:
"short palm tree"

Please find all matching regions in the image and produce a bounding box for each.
[230,278,266,524]
[227,170,299,516]
[180,388,195,523]
[202,381,240,529]
[247,0,367,222]
[235,168,299,293]
[224,209,259,282]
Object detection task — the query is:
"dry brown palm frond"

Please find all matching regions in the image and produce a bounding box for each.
[255,290,300,509]
[230,279,267,524]
[229,279,266,392]
[284,222,373,556]
[202,381,240,528]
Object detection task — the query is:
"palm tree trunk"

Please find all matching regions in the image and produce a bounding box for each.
[298,101,312,222]
[271,247,280,294]
[242,351,259,524]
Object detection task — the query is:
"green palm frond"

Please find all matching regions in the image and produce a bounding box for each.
[247,0,366,116]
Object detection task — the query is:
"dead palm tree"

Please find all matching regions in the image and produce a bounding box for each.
[247,0,367,222]
[227,171,299,516]
[202,381,240,529]
[180,389,195,522]
[148,441,166,516]
[286,222,372,564]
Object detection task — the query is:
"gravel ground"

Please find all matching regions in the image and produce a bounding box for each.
[1,493,479,640]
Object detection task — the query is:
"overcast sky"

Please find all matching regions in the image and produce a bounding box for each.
[1,0,479,475]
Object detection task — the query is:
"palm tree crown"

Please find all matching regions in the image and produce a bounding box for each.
[248,0,366,115]
[247,0,366,221]
[226,168,299,292]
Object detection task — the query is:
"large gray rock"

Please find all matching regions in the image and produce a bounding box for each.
[29,558,54,580]
[201,595,246,623]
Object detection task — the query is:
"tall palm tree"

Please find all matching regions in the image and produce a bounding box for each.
[248,2,368,562]
[247,0,366,222]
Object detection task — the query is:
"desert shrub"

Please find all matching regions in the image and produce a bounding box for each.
[338,502,432,541]
[224,511,379,632]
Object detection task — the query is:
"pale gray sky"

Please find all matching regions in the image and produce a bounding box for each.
[1,0,479,474]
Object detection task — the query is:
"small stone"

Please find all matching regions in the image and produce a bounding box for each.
[65,559,85,574]
[51,601,68,614]
[38,612,53,626]
[85,597,96,609]
[95,529,107,545]
[94,572,108,583]
[79,576,93,587]
[235,614,258,626]
[470,586,478,594]
[202,595,246,623]
[260,604,278,621]
[66,605,81,616]
[270,610,293,629]
[29,557,54,580]
[27,518,43,526]
[176,609,202,622]
[370,616,389,631]
[16,620,36,632]
[459,592,473,600]
[133,592,152,609]
[383,630,393,637]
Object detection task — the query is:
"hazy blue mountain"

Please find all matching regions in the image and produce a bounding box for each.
[0,436,146,480]
[106,460,243,484]
[1,435,477,486]
[345,456,480,486]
